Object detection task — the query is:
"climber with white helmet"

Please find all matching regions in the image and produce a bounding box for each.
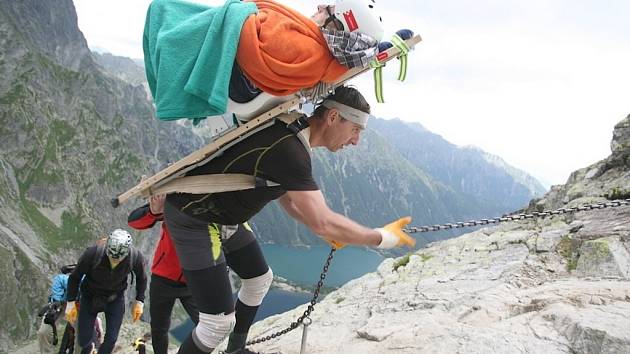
[65,229,147,354]
[312,0,384,41]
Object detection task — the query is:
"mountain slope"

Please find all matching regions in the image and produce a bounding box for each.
[369,118,546,216]
[0,1,202,350]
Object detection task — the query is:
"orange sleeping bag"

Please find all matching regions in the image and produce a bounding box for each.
[236,0,348,96]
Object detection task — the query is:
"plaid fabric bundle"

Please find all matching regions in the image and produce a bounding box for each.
[322,29,378,69]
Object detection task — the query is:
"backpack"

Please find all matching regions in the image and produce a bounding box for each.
[38,302,61,345]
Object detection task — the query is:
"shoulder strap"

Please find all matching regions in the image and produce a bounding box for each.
[130,112,304,198]
[128,248,139,285]
[277,113,311,150]
[91,245,105,271]
[130,248,137,271]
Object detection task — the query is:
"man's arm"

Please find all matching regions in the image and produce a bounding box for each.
[133,252,148,302]
[280,190,382,246]
[128,194,166,231]
[128,205,159,230]
[278,194,306,223]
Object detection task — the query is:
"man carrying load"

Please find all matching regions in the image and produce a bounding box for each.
[164,86,415,354]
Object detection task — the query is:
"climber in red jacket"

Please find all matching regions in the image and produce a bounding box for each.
[128,194,199,354]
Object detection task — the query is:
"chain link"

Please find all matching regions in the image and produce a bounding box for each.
[246,248,337,346]
[245,198,630,346]
[403,199,630,234]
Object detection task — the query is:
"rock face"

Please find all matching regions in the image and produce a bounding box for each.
[529,114,630,211]
[245,207,630,354]
[242,115,630,354]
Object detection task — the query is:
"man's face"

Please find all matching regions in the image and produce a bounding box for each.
[108,254,125,266]
[311,4,337,28]
[325,109,363,152]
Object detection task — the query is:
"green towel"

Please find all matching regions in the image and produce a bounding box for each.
[143,0,257,121]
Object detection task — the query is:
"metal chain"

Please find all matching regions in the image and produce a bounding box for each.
[403,199,630,234]
[244,198,630,346]
[246,247,337,346]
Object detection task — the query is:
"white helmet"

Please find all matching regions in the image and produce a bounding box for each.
[334,0,384,41]
[106,229,132,260]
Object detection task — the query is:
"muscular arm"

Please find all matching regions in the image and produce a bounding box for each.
[279,190,382,246]
[278,193,306,223]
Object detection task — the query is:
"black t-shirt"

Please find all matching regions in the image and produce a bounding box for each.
[166,118,319,224]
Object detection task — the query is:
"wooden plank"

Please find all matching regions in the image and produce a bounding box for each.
[112,97,301,207]
[112,35,422,207]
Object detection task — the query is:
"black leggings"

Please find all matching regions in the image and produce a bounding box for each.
[77,293,124,354]
[165,201,270,349]
[184,240,269,315]
[150,275,199,354]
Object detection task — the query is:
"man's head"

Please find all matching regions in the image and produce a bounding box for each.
[310,86,371,152]
[60,264,76,274]
[106,229,132,261]
[312,5,344,31]
[311,0,384,41]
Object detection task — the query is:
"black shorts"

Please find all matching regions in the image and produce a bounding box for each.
[164,200,256,270]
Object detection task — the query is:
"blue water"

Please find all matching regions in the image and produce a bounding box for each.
[260,244,385,287]
[169,244,385,343]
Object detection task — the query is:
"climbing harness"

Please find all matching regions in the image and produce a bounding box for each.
[245,198,630,352]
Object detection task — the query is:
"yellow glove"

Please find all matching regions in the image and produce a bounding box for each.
[65,301,77,323]
[132,301,144,322]
[324,238,345,250]
[376,217,416,249]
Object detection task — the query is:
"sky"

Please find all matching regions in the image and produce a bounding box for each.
[72,0,630,187]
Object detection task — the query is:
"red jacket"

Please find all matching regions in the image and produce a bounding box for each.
[128,205,185,283]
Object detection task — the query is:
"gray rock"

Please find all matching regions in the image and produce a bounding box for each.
[241,204,630,354]
[576,237,630,279]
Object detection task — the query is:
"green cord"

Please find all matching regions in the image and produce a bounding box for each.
[369,59,385,103]
[391,34,410,82]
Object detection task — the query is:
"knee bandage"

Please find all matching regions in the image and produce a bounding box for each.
[238,268,273,307]
[192,312,236,351]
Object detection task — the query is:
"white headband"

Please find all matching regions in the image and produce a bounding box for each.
[321,99,370,129]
